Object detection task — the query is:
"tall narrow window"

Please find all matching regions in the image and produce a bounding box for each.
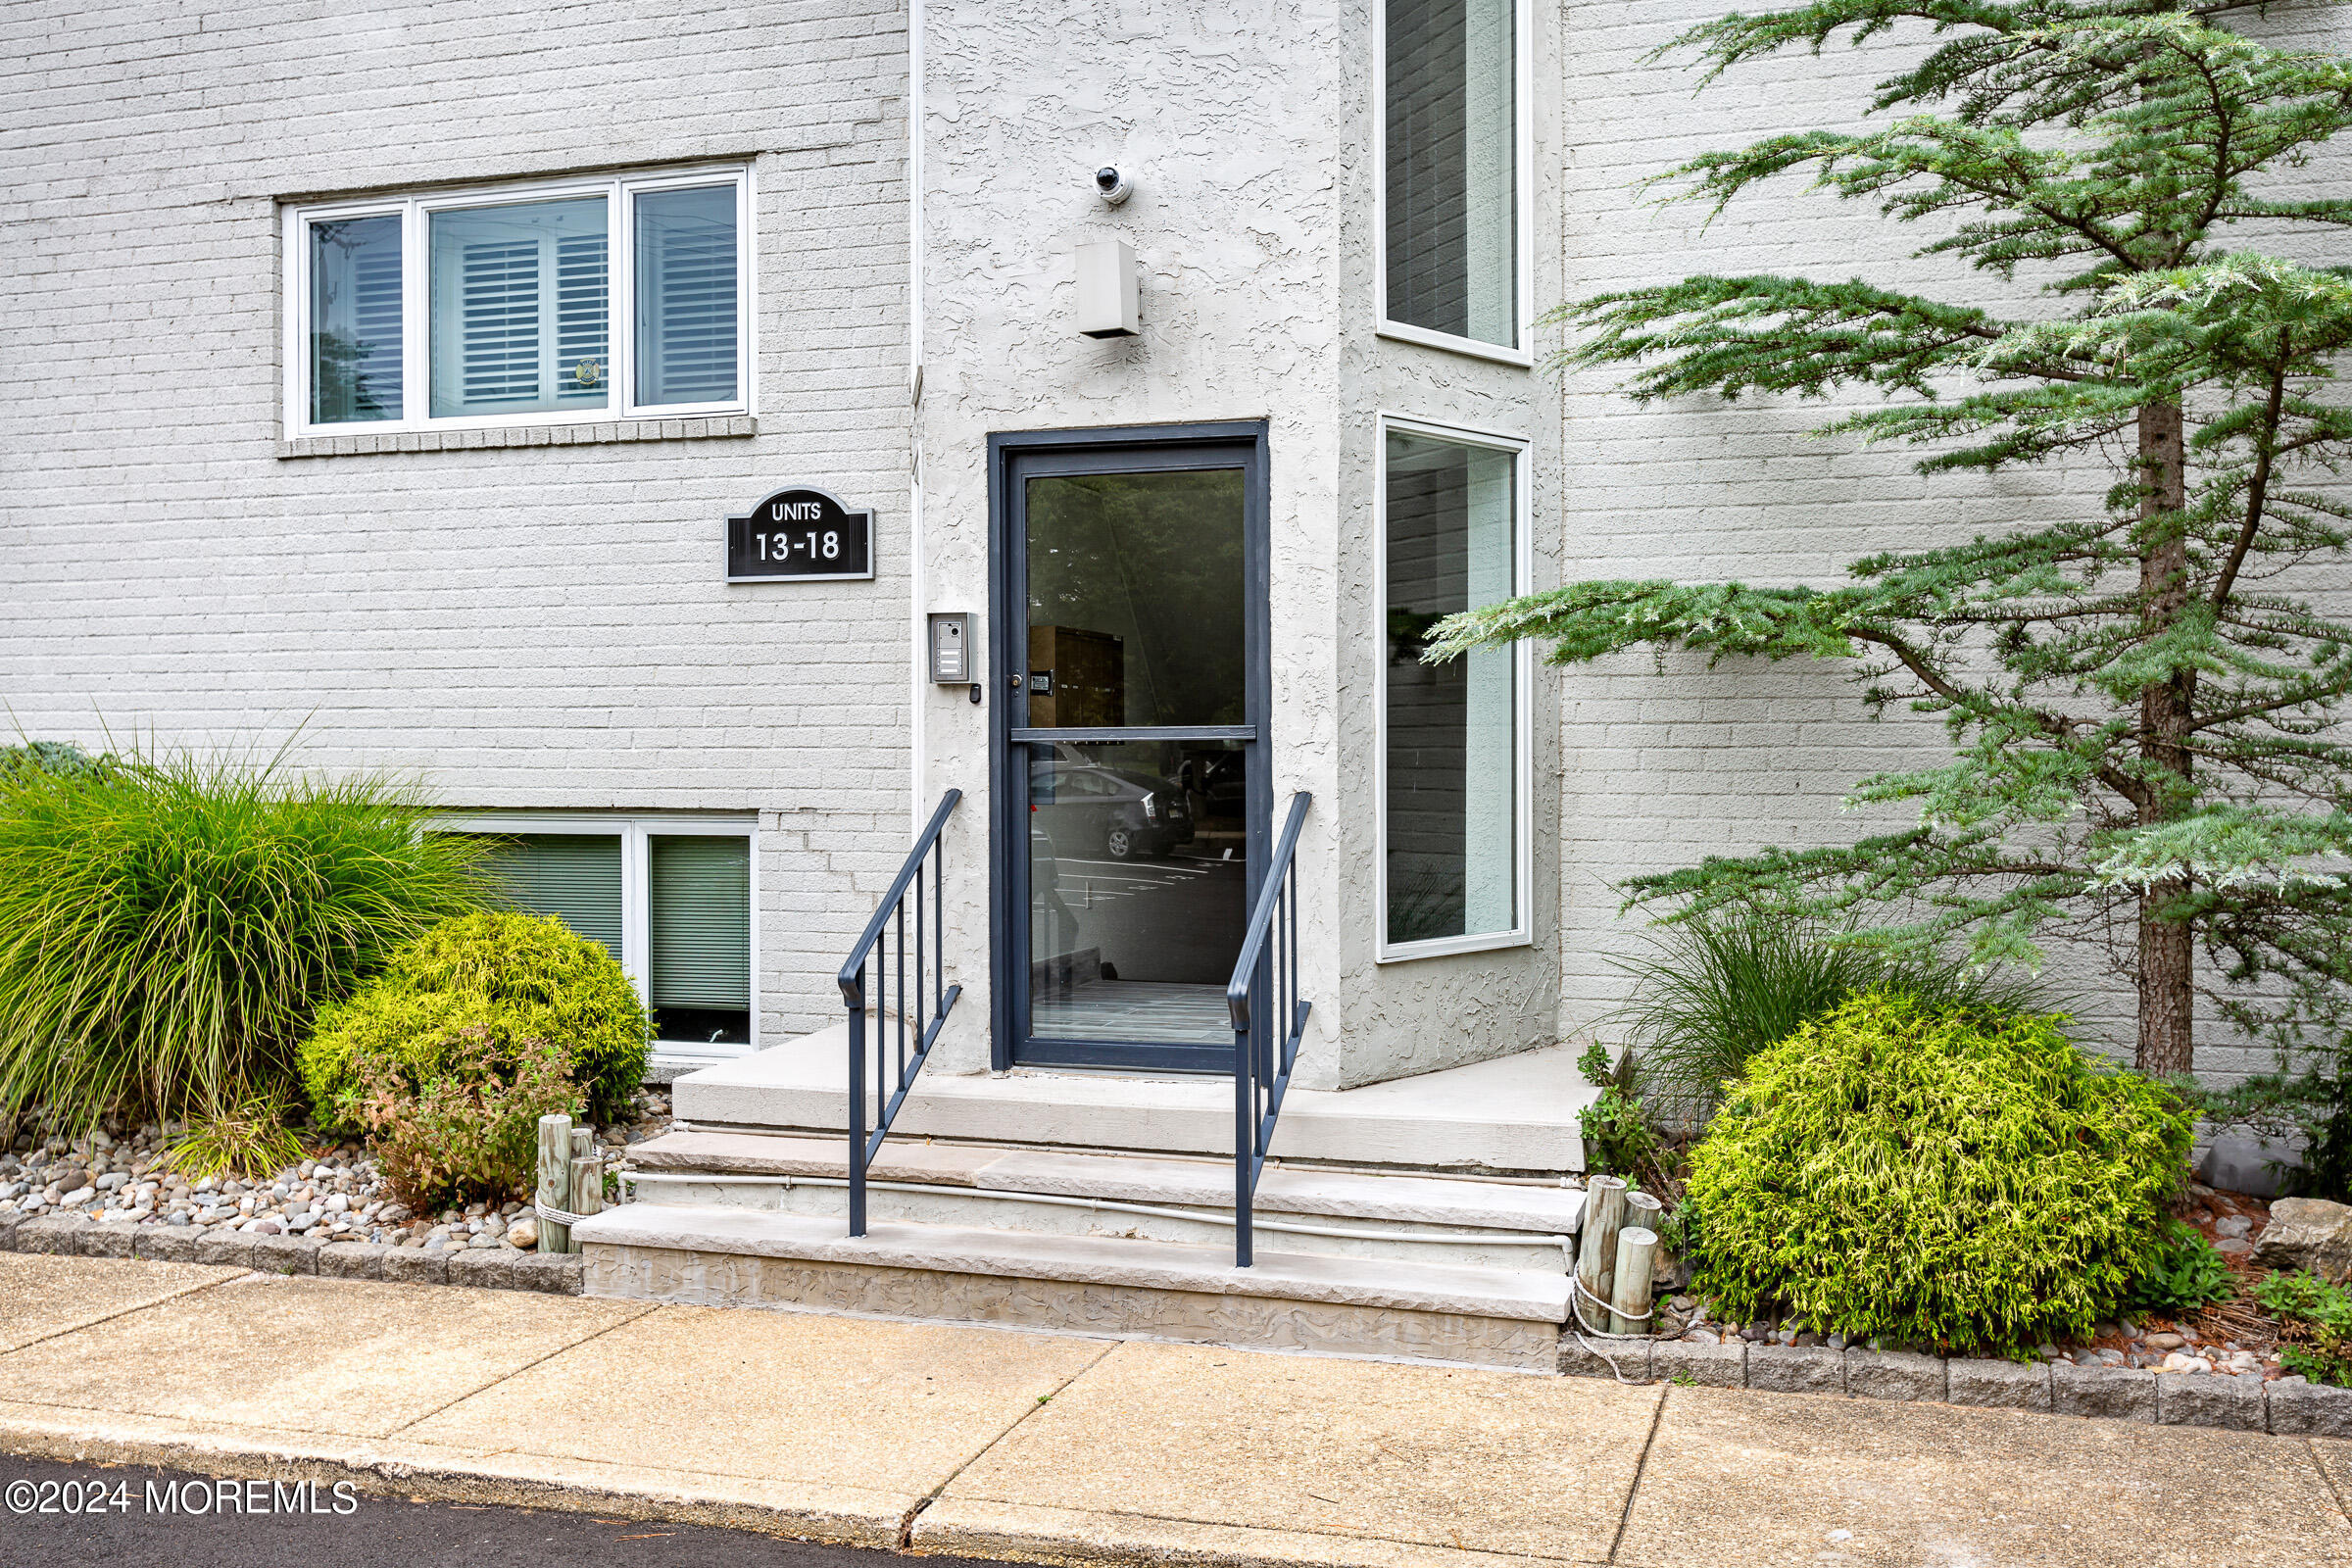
[1383,426,1519,950]
[648,835,753,1046]
[1384,0,1519,350]
[635,185,740,408]
[307,215,404,422]
[428,197,611,418]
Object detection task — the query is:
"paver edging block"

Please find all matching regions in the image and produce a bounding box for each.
[318,1241,386,1281]
[18,1215,88,1255]
[509,1251,585,1297]
[2154,1371,2267,1432]
[2267,1379,2352,1439]
[193,1232,256,1269]
[78,1222,139,1259]
[248,1233,324,1275]
[1651,1339,1746,1388]
[1747,1344,1844,1396]
[1846,1348,1946,1402]
[2050,1362,2158,1422]
[1947,1358,2052,1412]
[381,1248,449,1285]
[131,1227,199,1264]
[447,1250,517,1291]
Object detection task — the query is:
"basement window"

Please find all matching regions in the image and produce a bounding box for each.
[287,167,749,436]
[438,815,757,1060]
[1377,416,1530,960]
[1379,0,1528,362]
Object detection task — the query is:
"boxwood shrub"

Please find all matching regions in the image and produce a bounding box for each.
[1685,991,2193,1353]
[301,910,650,1130]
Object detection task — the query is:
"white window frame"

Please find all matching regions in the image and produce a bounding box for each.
[1373,413,1534,962]
[430,811,760,1066]
[1372,0,1536,368]
[283,165,754,437]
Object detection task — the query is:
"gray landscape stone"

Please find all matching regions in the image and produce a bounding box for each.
[18,1214,87,1255]
[0,1211,20,1250]
[2051,1363,2158,1422]
[192,1231,255,1269]
[248,1232,323,1274]
[1846,1349,1946,1402]
[1947,1358,2052,1411]
[1561,1335,1655,1382]
[381,1247,448,1286]
[1746,1344,1844,1396]
[2253,1197,2352,1283]
[77,1221,139,1258]
[2266,1378,2352,1438]
[509,1250,586,1297]
[2155,1372,2267,1432]
[318,1241,386,1280]
[445,1249,516,1291]
[1653,1338,1746,1388]
[132,1227,199,1264]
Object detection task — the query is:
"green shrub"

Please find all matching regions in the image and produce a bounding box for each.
[358,1023,579,1209]
[0,751,486,1131]
[2255,1271,2352,1388]
[1613,912,2047,1126]
[1686,991,2193,1353]
[0,741,112,785]
[162,1094,309,1182]
[1576,1039,1663,1183]
[301,910,650,1129]
[2124,1219,2235,1317]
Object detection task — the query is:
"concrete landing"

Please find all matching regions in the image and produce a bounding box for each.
[672,1026,1596,1174]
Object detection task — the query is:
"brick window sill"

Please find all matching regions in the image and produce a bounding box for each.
[277,415,759,459]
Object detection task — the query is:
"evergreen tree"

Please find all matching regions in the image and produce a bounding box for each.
[1430,1,2352,1074]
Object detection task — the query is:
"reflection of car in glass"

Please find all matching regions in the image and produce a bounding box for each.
[1183,751,1247,820]
[1030,759,1194,859]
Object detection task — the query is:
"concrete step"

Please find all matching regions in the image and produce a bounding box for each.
[617,1130,1584,1270]
[571,1202,1568,1371]
[671,1027,1594,1175]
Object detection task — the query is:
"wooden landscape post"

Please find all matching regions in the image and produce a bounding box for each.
[1576,1176,1626,1333]
[535,1113,571,1254]
[565,1125,604,1252]
[1611,1227,1659,1336]
[1613,1191,1664,1334]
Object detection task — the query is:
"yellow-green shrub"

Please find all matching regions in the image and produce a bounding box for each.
[300,911,649,1129]
[1686,991,2192,1353]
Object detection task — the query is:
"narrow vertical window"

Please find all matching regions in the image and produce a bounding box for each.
[634,185,740,408]
[648,835,753,1047]
[428,197,611,417]
[1384,427,1519,949]
[1385,0,1518,349]
[307,215,404,422]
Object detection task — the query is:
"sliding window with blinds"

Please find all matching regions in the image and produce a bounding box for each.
[648,835,752,1046]
[474,834,626,956]
[292,168,748,433]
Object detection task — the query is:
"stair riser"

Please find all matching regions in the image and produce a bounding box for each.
[626,1178,1571,1273]
[582,1240,1560,1372]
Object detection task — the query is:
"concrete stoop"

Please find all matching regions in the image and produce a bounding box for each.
[570,1202,1571,1370]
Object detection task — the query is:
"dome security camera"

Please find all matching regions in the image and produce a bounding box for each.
[1094,166,1133,207]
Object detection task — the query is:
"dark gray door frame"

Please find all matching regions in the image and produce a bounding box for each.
[986,419,1273,1074]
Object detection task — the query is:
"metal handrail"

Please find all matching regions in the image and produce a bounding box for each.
[840,789,962,1237]
[1227,792,1311,1268]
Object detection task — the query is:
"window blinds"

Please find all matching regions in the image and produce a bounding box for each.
[477,834,626,957]
[634,185,739,407]
[649,835,751,1009]
[430,197,610,416]
[307,215,403,422]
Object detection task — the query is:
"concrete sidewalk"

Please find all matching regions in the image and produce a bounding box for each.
[0,1253,2344,1568]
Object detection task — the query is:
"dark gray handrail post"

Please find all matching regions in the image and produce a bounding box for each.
[1235,1009,1254,1268]
[848,963,867,1237]
[1225,793,1310,1270]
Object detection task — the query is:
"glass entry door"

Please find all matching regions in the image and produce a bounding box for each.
[994,428,1267,1073]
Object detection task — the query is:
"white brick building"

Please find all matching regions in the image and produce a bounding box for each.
[8,1,2345,1353]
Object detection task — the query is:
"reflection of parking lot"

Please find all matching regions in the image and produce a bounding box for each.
[1041,848,1246,985]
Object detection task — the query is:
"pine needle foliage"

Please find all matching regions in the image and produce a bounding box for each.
[0,750,487,1132]
[1426,1,2352,1076]
[1688,991,2194,1351]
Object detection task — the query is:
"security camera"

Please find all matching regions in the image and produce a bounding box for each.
[1094,166,1133,207]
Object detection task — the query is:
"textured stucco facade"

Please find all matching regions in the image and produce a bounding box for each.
[5,0,2346,1098]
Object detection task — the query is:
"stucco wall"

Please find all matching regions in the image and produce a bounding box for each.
[0,0,919,1050]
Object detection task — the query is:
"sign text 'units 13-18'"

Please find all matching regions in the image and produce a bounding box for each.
[725,488,875,582]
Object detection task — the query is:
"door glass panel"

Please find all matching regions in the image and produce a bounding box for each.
[1028,738,1248,1045]
[1024,470,1246,727]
